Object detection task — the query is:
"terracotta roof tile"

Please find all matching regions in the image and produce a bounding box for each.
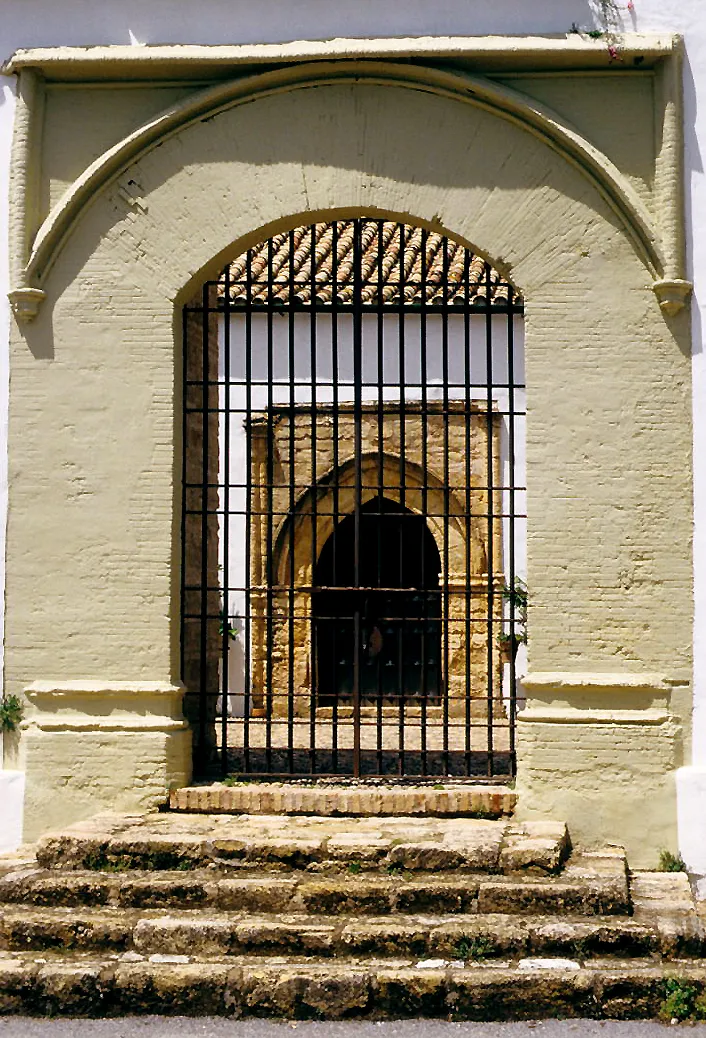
[222,220,520,308]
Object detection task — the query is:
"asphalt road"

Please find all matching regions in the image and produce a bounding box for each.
[0,1021,703,1037]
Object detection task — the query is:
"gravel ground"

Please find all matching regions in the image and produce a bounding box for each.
[0,1021,704,1037]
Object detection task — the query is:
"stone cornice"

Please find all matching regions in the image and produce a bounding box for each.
[4,38,689,321]
[3,34,680,80]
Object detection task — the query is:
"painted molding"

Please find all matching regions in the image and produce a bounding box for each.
[654,40,688,306]
[519,708,672,725]
[6,55,675,318]
[2,34,679,77]
[25,679,187,695]
[7,67,44,321]
[23,680,189,732]
[8,287,45,322]
[521,671,676,693]
[653,278,693,316]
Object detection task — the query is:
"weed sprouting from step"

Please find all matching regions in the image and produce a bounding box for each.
[223,776,252,786]
[659,978,706,1022]
[658,849,687,873]
[82,852,132,873]
[83,850,197,873]
[456,935,494,961]
[347,861,362,875]
[385,863,405,876]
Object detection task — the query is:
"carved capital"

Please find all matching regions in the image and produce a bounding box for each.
[8,287,46,322]
[652,278,693,316]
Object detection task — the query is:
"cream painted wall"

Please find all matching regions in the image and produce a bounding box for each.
[0,0,704,866]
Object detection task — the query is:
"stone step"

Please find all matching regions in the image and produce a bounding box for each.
[35,812,569,874]
[2,952,706,1019]
[0,851,629,916]
[0,903,701,960]
[169,782,517,818]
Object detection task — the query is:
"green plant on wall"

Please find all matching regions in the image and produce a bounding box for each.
[218,608,238,642]
[0,694,23,733]
[498,579,527,662]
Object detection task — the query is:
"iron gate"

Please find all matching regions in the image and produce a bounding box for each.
[182,218,525,779]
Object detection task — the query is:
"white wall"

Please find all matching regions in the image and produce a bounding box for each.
[1,0,705,865]
[216,313,526,709]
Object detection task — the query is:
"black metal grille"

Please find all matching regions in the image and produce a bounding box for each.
[182,219,526,780]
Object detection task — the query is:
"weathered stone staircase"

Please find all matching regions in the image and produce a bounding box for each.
[0,783,704,1019]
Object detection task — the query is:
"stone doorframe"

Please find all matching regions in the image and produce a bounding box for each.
[249,405,502,720]
[3,36,693,863]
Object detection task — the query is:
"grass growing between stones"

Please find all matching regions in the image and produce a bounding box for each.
[658,850,687,873]
[456,935,494,961]
[659,978,706,1022]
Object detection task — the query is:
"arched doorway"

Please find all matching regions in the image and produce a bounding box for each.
[182,216,525,778]
[313,497,442,706]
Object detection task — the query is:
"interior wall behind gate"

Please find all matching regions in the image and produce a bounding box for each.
[5,72,693,857]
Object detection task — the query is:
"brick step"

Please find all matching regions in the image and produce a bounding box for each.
[0,904,701,960]
[169,782,517,819]
[2,953,706,1019]
[34,813,568,874]
[0,852,629,916]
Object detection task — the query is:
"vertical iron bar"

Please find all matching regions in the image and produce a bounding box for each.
[199,280,211,776]
[265,238,275,773]
[220,265,232,777]
[180,302,188,752]
[352,219,363,778]
[309,223,318,774]
[397,224,406,776]
[485,263,495,777]
[463,252,473,777]
[331,221,340,775]
[506,286,517,777]
[243,251,253,775]
[419,229,429,777]
[287,229,297,775]
[376,219,385,775]
[441,238,451,776]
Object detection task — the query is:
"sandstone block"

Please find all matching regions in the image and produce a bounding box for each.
[216,877,299,912]
[373,966,447,1016]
